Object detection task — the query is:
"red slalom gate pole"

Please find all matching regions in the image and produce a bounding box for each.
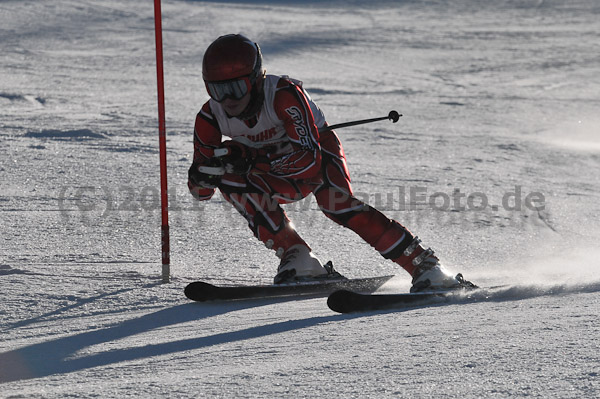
[153,0,170,283]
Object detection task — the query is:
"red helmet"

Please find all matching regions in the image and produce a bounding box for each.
[202,34,265,118]
[202,34,264,102]
[203,34,262,82]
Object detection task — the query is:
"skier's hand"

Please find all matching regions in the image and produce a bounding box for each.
[217,141,271,175]
[188,160,223,189]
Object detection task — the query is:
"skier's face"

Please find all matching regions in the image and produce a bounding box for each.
[221,92,251,117]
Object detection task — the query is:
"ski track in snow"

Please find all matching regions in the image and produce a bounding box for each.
[1,0,600,397]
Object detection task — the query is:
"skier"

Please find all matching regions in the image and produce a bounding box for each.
[188,34,474,292]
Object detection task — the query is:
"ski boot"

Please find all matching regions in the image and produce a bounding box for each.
[410,260,477,293]
[274,244,342,284]
[394,237,476,293]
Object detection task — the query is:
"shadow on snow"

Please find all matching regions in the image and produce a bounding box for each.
[3,280,599,383]
[0,296,343,383]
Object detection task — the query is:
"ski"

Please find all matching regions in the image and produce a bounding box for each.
[327,288,484,313]
[184,275,394,302]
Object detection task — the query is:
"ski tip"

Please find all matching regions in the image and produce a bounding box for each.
[327,289,360,314]
[184,281,218,302]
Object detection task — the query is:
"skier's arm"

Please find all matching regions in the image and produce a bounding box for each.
[188,103,222,200]
[271,80,322,179]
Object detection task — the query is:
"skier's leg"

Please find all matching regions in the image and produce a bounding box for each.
[219,175,328,283]
[315,187,420,274]
[316,132,473,291]
[222,190,304,256]
[316,187,474,291]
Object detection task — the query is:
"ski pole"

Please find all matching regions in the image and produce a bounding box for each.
[318,110,401,134]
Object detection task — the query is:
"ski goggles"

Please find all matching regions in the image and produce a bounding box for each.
[205,77,252,102]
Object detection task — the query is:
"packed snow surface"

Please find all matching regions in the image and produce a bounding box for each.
[1,0,599,397]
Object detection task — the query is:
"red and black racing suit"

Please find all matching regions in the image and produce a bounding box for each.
[189,75,421,276]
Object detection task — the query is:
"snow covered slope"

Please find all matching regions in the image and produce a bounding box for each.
[1,0,599,397]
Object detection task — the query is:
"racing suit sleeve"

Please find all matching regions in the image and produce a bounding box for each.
[188,102,222,200]
[270,79,322,180]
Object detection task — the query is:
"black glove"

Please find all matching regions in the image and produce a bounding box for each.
[188,160,223,189]
[217,140,271,175]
